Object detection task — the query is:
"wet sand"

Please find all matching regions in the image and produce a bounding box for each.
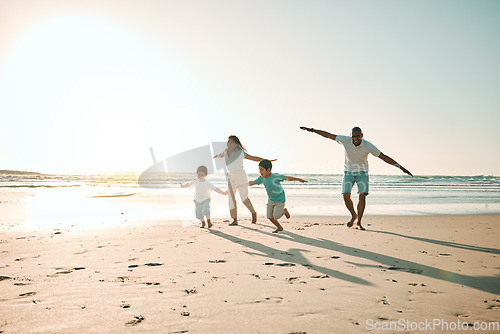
[1,214,499,333]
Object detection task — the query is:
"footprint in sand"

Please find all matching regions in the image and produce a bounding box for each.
[276,263,296,267]
[287,277,307,284]
[18,292,36,297]
[74,250,88,255]
[454,312,471,318]
[126,315,145,326]
[121,302,131,309]
[116,276,130,283]
[487,304,500,310]
[144,263,163,267]
[256,297,284,304]
[56,270,73,275]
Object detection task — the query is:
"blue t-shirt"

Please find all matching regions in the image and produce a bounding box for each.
[253,173,287,203]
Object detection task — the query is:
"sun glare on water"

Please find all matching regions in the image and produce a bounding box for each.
[20,187,128,230]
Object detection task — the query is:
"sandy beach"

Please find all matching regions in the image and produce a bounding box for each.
[1,214,499,333]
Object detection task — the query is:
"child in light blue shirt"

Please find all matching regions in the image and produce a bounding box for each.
[247,160,307,233]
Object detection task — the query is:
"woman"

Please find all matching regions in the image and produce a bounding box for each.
[214,135,274,226]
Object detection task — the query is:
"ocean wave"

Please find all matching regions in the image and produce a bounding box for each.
[90,193,135,198]
[0,171,499,191]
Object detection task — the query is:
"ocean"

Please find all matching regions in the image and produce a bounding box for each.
[1,170,499,230]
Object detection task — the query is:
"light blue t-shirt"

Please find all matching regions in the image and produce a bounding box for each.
[253,173,287,203]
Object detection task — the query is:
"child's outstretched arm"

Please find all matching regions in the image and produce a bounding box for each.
[245,154,277,162]
[179,182,191,188]
[213,152,225,158]
[284,176,308,183]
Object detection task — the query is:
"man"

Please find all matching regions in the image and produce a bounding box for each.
[300,126,412,230]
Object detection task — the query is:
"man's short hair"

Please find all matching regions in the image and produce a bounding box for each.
[352,126,362,134]
[196,165,208,175]
[259,159,273,171]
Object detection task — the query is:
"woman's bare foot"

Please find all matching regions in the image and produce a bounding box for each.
[200,221,206,228]
[284,208,290,219]
[229,219,238,226]
[251,212,257,224]
[356,222,366,230]
[347,214,357,228]
[272,227,284,233]
[207,221,213,228]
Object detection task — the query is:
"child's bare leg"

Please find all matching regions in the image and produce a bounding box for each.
[207,217,213,229]
[200,220,206,228]
[284,208,290,219]
[269,218,283,233]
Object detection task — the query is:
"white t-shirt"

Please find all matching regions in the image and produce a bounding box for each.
[336,135,381,172]
[188,179,217,202]
[224,148,248,172]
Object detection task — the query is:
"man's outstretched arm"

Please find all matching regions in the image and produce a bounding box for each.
[300,126,337,140]
[378,153,413,176]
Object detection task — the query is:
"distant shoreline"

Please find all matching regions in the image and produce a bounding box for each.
[1,169,499,177]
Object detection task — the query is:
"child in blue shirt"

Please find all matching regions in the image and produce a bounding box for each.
[246,160,307,233]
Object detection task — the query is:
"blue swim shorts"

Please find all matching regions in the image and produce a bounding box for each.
[342,171,369,195]
[194,198,211,220]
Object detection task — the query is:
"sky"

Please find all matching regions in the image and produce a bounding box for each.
[1,0,499,176]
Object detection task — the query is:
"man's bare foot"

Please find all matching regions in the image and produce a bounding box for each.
[284,208,290,219]
[347,214,357,228]
[229,219,238,226]
[251,212,257,224]
[207,221,213,228]
[272,227,283,233]
[356,223,366,230]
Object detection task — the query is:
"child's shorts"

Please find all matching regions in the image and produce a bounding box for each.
[267,200,285,219]
[342,171,369,195]
[194,198,211,220]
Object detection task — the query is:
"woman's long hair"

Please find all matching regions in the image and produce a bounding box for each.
[228,135,247,152]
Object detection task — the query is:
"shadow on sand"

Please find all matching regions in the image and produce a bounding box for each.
[213,223,500,295]
[209,228,373,286]
[367,229,500,255]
